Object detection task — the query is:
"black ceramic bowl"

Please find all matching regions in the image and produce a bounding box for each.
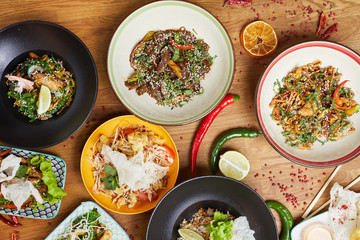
[146,176,278,240]
[0,20,97,149]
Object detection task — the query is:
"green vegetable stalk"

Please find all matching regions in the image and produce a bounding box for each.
[266,201,294,240]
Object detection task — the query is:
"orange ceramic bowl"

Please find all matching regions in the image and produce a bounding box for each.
[80,115,179,214]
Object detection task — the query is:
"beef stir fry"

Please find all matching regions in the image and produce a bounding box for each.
[126,27,215,108]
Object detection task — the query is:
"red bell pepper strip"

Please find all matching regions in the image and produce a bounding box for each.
[315,12,327,35]
[169,38,195,50]
[0,148,12,157]
[332,80,349,107]
[191,94,240,177]
[321,23,338,39]
[0,215,21,227]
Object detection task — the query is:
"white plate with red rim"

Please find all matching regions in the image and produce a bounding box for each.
[107,0,234,125]
[256,41,360,167]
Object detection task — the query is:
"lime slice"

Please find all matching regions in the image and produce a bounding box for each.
[37,85,51,115]
[219,151,250,180]
[178,228,204,240]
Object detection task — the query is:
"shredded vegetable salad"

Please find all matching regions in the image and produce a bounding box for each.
[88,124,175,208]
[0,152,66,211]
[270,60,360,149]
[57,208,112,240]
[6,52,75,122]
[125,27,215,108]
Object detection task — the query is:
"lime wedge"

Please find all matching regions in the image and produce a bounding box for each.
[37,85,51,115]
[219,151,250,180]
[178,228,204,240]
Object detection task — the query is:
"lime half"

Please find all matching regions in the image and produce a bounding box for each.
[37,85,51,115]
[219,151,250,180]
[178,228,204,240]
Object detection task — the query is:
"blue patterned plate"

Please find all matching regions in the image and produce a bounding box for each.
[0,146,66,219]
[45,201,130,240]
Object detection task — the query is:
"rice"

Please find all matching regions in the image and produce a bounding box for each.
[231,216,256,240]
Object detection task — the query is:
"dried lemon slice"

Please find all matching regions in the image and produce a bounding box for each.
[241,21,278,58]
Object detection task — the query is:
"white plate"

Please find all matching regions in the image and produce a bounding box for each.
[45,201,129,240]
[256,41,360,167]
[291,212,332,240]
[107,1,234,125]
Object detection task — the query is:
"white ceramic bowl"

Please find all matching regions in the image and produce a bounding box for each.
[256,41,360,167]
[107,1,234,125]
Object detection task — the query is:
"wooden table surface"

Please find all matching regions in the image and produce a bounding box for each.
[1,0,360,239]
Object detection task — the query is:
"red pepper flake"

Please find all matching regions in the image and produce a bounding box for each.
[180,136,183,140]
[248,123,252,128]
[304,201,307,205]
[318,180,322,183]
[63,145,66,148]
[321,23,338,39]
[240,51,243,55]
[47,222,51,225]
[264,163,267,166]
[291,165,294,169]
[340,204,349,210]
[254,173,259,178]
[279,171,283,174]
[272,183,276,186]
[70,136,74,140]
[255,188,258,192]
[262,174,265,177]
[223,0,253,7]
[316,12,327,35]
[102,106,106,111]
[323,172,326,175]
[269,171,272,174]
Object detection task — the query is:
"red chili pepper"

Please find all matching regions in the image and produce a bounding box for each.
[315,12,326,35]
[321,23,338,39]
[191,94,240,177]
[169,38,195,50]
[9,216,19,224]
[332,80,349,107]
[10,232,20,240]
[0,215,22,227]
[0,148,12,157]
[224,0,252,6]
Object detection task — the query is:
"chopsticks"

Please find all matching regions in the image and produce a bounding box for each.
[304,174,360,219]
[301,165,342,219]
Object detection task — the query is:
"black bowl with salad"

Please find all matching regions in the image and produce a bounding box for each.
[0,20,97,149]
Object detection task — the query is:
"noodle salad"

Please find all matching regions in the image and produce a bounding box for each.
[269,60,360,150]
[5,52,75,122]
[88,124,175,208]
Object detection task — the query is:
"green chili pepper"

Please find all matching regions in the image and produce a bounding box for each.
[266,201,294,240]
[210,128,262,174]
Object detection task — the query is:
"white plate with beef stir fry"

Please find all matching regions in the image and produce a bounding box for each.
[256,41,360,167]
[107,1,234,125]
